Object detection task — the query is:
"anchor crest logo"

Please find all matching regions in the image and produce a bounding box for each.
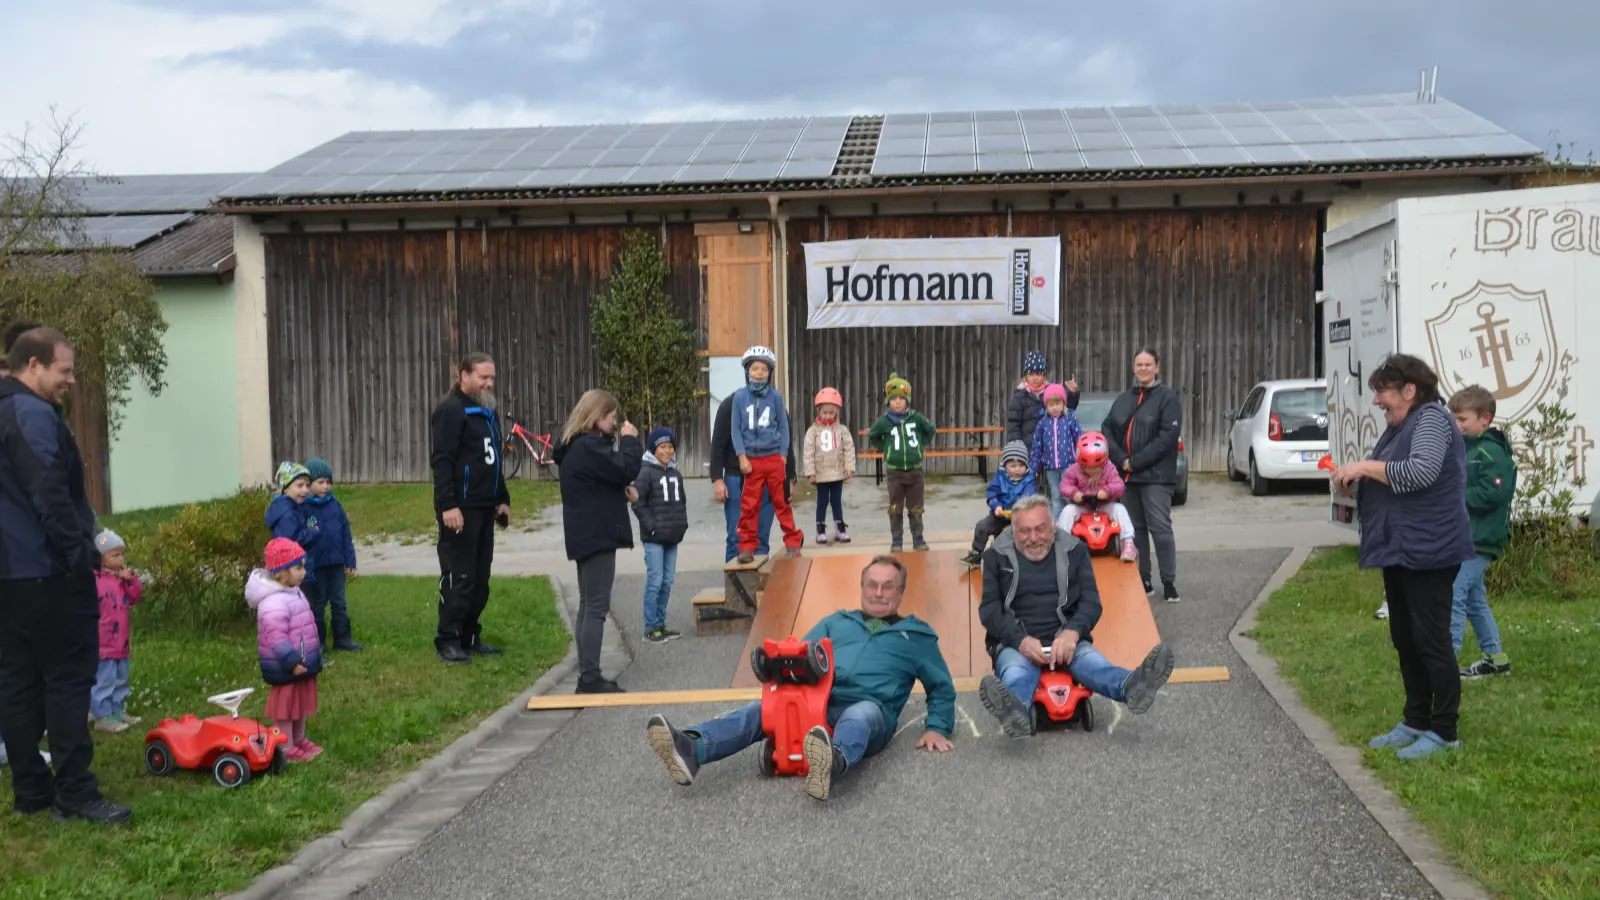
[1425,282,1561,424]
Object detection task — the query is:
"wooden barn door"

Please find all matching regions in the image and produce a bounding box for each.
[698,222,774,474]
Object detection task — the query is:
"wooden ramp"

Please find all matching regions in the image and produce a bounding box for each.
[729,550,1162,689]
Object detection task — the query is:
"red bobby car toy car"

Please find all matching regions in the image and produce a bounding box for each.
[144,689,291,788]
[1032,646,1095,733]
[750,637,835,776]
[1069,499,1122,555]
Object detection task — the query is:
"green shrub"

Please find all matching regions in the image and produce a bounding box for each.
[133,487,275,631]
[1490,396,1598,596]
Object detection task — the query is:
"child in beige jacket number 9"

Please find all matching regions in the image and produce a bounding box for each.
[803,387,856,545]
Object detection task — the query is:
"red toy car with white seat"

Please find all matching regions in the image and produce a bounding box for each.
[1031,646,1095,732]
[144,688,291,788]
[750,637,834,776]
[1066,432,1122,555]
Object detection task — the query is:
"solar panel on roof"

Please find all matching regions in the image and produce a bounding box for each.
[78,213,193,247]
[927,136,975,154]
[1188,146,1251,166]
[1135,148,1196,167]
[518,168,585,187]
[728,160,786,181]
[876,138,927,156]
[1024,132,1078,153]
[977,134,1026,152]
[1069,117,1122,134]
[1174,129,1232,148]
[791,141,842,160]
[645,144,698,165]
[1228,126,1288,146]
[1022,117,1073,134]
[1278,124,1341,143]
[1028,151,1086,171]
[1078,131,1133,151]
[779,159,836,179]
[570,167,636,186]
[921,155,976,175]
[675,163,736,182]
[1127,131,1183,150]
[871,155,923,176]
[1242,144,1309,164]
[1329,121,1395,142]
[743,140,798,161]
[692,144,745,164]
[1082,149,1141,168]
[624,164,685,184]
[977,153,1032,172]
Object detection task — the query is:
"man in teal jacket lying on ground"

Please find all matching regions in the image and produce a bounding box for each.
[646,554,957,802]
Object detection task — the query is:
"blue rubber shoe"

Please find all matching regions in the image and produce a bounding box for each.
[1368,722,1423,750]
[1397,730,1462,760]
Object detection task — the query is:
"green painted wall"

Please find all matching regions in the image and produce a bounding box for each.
[108,279,240,512]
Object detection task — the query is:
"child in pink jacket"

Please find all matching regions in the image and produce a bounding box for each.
[246,537,325,762]
[91,530,143,732]
[1057,432,1138,563]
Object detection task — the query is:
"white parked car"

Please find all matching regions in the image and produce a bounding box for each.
[1223,378,1330,496]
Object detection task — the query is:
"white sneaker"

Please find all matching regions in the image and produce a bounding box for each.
[1374,601,1389,620]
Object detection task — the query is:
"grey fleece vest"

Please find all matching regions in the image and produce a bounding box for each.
[1356,401,1476,571]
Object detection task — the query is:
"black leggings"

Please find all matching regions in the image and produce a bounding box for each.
[815,481,844,525]
[1383,565,1462,742]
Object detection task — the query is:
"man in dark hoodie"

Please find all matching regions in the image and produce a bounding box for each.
[1446,386,1515,678]
[430,352,512,664]
[0,327,131,823]
[1005,350,1079,458]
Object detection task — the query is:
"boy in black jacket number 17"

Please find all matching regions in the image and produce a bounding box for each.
[431,353,512,665]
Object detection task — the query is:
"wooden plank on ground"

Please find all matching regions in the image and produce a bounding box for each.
[527,667,1231,710]
[963,562,989,678]
[730,556,812,688]
[1087,556,1161,670]
[910,551,972,678]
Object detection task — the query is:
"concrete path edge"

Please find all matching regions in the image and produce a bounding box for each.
[224,573,613,900]
[1229,547,1490,900]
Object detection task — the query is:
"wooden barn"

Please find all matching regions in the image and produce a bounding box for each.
[214,91,1545,484]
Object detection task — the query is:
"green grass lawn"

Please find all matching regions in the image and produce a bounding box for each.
[0,575,568,900]
[1252,547,1599,900]
[102,480,563,547]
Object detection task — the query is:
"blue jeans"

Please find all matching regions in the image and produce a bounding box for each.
[641,542,679,631]
[722,474,774,562]
[90,658,130,720]
[994,643,1129,704]
[1043,468,1067,519]
[1451,554,1503,656]
[687,698,892,769]
[306,565,351,646]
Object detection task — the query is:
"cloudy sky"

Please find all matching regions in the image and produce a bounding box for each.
[2,0,1596,176]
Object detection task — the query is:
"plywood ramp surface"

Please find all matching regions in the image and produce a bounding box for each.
[730,550,1160,687]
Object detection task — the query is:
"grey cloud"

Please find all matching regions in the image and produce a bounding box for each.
[175,0,1600,154]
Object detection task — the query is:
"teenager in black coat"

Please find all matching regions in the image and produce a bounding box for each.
[552,389,643,694]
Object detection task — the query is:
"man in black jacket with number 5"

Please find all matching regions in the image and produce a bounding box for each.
[432,352,511,664]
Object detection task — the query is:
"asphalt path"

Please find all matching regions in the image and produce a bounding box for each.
[364,549,1437,900]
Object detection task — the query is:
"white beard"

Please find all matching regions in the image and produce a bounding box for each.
[473,390,498,411]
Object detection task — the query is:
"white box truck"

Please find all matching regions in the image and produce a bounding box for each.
[1319,181,1599,528]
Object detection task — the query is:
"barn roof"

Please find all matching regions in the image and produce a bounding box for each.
[215,93,1543,210]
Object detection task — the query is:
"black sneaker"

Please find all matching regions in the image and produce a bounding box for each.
[655,627,682,642]
[643,628,669,644]
[1142,579,1153,595]
[890,540,904,553]
[50,797,132,824]
[912,538,930,552]
[332,639,365,652]
[437,643,471,664]
[1461,656,1511,678]
[576,677,625,694]
[960,550,982,567]
[1122,643,1176,714]
[646,714,700,786]
[735,552,755,565]
[1163,581,1181,603]
[978,674,1034,738]
[467,642,504,656]
[802,725,844,801]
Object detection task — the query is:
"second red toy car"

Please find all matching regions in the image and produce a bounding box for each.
[1069,500,1122,555]
[750,636,834,776]
[144,689,291,788]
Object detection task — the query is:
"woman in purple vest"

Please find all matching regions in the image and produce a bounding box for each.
[1330,354,1476,760]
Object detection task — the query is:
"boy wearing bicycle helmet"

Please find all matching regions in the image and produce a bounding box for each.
[1058,432,1137,563]
[730,346,805,563]
[802,387,855,545]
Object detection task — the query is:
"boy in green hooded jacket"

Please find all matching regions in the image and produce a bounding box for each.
[1448,386,1515,678]
[867,373,936,552]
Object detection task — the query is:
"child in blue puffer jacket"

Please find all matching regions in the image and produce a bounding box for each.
[1030,383,1083,520]
[304,457,362,652]
[964,442,1035,565]
[266,461,321,585]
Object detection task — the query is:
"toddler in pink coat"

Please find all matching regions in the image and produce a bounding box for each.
[246,537,325,762]
[1057,432,1138,563]
[91,530,143,732]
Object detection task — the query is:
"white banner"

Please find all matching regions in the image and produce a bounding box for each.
[803,236,1061,329]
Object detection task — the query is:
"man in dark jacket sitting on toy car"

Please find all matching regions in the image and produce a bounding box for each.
[976,495,1176,738]
[646,555,956,802]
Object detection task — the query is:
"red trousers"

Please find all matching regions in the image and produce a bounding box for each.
[738,453,803,555]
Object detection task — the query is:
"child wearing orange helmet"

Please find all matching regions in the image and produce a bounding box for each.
[1058,432,1137,563]
[802,387,856,544]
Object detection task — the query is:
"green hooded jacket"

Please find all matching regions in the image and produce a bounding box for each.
[1463,427,1517,560]
[868,409,937,471]
[803,609,957,737]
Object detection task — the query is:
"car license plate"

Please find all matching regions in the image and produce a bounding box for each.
[1300,452,1322,463]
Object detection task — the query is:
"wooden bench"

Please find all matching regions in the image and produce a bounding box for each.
[856,426,1005,485]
